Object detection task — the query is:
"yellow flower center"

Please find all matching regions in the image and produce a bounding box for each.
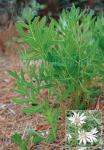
[75,117,81,124]
[80,132,87,139]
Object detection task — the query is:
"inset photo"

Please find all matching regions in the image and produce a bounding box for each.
[65,110,102,149]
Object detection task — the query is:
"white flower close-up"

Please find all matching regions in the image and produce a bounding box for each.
[78,128,99,145]
[68,112,86,126]
[78,130,91,145]
[66,111,101,148]
[87,128,98,144]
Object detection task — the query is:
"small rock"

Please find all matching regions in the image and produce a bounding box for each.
[0,103,6,110]
[3,78,10,83]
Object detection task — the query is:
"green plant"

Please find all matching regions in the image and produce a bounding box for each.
[12,132,29,150]
[9,5,104,147]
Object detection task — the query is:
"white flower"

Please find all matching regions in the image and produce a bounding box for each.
[90,128,98,135]
[68,112,86,126]
[87,128,98,144]
[46,131,49,135]
[78,130,91,145]
[66,133,72,141]
[78,148,87,150]
[78,128,99,145]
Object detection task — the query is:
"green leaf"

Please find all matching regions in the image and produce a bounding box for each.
[11,132,22,146]
[15,87,28,96]
[40,84,56,89]
[8,70,19,80]
[21,141,28,150]
[39,62,44,81]
[20,69,26,82]
[22,7,34,23]
[21,105,45,114]
[16,22,27,36]
[26,128,45,144]
[12,98,29,105]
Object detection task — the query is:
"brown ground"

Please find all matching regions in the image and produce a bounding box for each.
[0,25,104,150]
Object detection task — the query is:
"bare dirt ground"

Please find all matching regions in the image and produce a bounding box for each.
[0,25,104,150]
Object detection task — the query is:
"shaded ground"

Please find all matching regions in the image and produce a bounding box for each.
[0,26,104,150]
